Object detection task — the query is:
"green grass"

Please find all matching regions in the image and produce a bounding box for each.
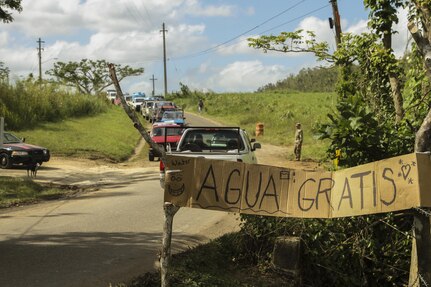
[0,176,68,208]
[172,91,337,161]
[12,106,142,162]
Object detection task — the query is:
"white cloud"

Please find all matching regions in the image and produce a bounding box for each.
[217,36,257,55]
[10,0,82,36]
[346,19,368,34]
[0,32,9,46]
[183,0,234,17]
[202,60,288,92]
[296,16,336,50]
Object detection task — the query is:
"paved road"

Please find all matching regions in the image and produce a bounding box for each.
[0,112,240,287]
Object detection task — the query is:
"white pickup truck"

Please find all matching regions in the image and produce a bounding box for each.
[159,126,261,187]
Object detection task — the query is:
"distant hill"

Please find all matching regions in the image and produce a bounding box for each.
[257,66,338,93]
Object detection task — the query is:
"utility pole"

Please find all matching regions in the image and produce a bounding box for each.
[330,0,342,49]
[37,38,44,82]
[150,74,157,96]
[161,23,168,97]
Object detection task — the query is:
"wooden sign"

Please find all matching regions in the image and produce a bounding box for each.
[164,153,431,218]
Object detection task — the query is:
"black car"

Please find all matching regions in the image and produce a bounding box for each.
[0,132,50,169]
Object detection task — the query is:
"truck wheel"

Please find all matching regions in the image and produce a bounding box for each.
[149,154,155,161]
[0,153,12,169]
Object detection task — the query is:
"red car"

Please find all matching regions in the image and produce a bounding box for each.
[149,123,184,161]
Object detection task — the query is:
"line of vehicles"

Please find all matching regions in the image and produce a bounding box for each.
[105,90,262,189]
[109,91,188,162]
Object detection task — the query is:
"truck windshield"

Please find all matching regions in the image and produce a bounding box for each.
[180,129,244,151]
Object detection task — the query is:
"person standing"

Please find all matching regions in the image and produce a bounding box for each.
[198,99,204,113]
[294,122,303,161]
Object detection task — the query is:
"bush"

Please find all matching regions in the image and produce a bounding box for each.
[239,213,412,286]
[0,80,109,130]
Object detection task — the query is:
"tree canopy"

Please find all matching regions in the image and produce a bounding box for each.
[0,0,22,23]
[46,59,144,95]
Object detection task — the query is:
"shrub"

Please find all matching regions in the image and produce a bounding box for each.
[0,80,109,130]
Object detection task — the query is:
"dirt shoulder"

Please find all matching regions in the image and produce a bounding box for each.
[2,137,323,189]
[254,142,323,171]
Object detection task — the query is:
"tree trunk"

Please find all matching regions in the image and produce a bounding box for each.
[389,73,404,123]
[407,4,431,285]
[383,30,404,123]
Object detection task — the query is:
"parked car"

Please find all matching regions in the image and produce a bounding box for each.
[151,105,177,123]
[142,100,156,121]
[148,123,184,161]
[160,110,186,125]
[106,89,117,104]
[0,132,50,169]
[129,96,146,112]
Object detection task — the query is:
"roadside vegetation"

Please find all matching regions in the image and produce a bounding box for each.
[0,79,110,130]
[169,84,336,161]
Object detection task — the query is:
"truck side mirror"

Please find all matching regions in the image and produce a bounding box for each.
[251,142,261,151]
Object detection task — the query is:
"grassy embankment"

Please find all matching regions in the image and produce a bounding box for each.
[0,106,144,208]
[173,91,337,161]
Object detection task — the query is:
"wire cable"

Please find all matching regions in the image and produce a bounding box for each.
[171,0,307,60]
[171,2,330,61]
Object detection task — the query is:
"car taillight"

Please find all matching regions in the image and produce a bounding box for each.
[160,160,165,171]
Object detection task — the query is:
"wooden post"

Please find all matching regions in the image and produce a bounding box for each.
[161,202,180,287]
[409,209,431,286]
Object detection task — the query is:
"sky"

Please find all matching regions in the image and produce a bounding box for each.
[0,0,410,96]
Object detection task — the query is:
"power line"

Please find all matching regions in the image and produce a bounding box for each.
[258,4,330,35]
[172,0,307,60]
[171,3,330,61]
[125,0,155,30]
